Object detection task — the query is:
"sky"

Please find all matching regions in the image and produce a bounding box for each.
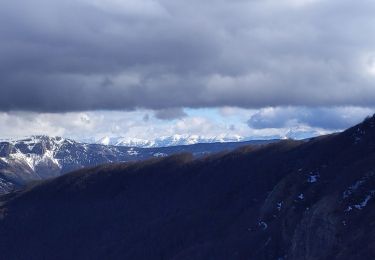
[0,0,375,141]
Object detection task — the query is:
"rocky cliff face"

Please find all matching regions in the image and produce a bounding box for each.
[0,117,374,259]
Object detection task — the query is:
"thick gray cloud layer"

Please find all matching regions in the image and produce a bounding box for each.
[247,106,374,130]
[1,0,375,112]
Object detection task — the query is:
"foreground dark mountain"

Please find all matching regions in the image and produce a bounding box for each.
[0,136,276,194]
[1,116,375,259]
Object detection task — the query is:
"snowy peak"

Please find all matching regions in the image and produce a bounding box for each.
[97,136,155,148]
[0,136,77,177]
[1,136,75,160]
[97,136,111,146]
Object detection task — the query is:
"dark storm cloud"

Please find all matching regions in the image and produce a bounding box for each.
[154,108,187,120]
[1,0,375,112]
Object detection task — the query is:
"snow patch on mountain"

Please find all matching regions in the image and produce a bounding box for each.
[3,136,68,171]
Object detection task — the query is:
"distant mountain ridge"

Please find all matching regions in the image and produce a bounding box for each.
[0,136,278,194]
[95,128,323,148]
[97,134,247,148]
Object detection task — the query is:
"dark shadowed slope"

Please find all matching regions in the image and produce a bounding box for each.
[1,116,375,259]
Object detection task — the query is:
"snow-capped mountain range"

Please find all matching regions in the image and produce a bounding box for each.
[97,134,247,148]
[94,128,322,148]
[0,135,278,194]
